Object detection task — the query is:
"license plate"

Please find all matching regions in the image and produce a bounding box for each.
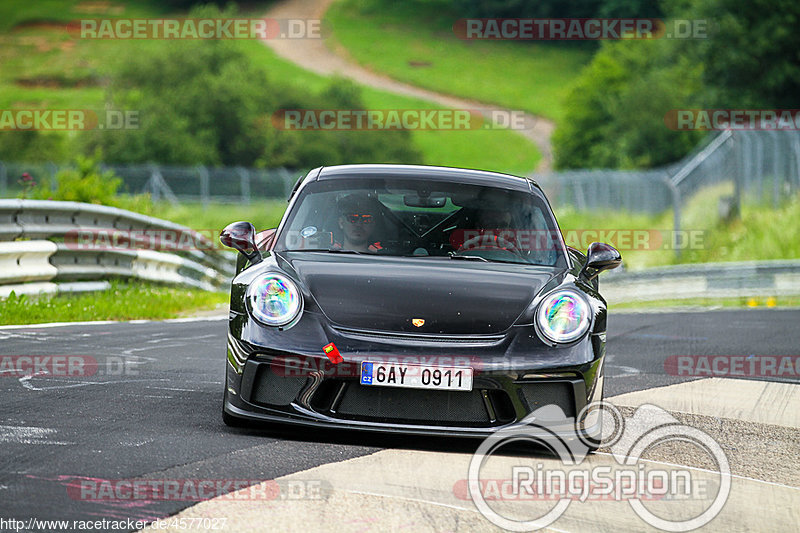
[360,361,473,391]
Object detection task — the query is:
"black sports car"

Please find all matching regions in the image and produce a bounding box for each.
[220,164,621,441]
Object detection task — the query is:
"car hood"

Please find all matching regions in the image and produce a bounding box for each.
[278,253,561,335]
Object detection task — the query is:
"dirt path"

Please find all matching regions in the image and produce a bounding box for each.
[262,0,554,172]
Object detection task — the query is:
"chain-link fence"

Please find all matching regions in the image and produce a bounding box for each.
[535,131,800,214]
[2,131,798,249]
[534,130,800,257]
[0,161,304,205]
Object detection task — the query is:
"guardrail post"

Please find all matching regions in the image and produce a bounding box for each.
[753,133,765,202]
[792,133,800,195]
[48,161,58,192]
[0,161,6,197]
[198,165,209,209]
[147,165,161,203]
[279,168,293,199]
[661,173,681,260]
[771,131,781,208]
[732,132,743,215]
[237,167,250,204]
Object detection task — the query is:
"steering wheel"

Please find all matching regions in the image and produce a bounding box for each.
[456,232,525,257]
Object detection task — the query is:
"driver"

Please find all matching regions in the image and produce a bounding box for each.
[458,207,521,253]
[333,193,385,253]
[477,208,512,232]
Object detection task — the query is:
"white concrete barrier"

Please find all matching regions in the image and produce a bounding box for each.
[0,240,58,284]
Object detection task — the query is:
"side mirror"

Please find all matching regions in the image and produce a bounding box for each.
[220,221,262,264]
[579,242,621,281]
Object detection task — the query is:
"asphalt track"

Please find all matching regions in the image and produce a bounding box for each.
[0,309,797,532]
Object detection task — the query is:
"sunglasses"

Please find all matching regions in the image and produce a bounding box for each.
[344,214,374,225]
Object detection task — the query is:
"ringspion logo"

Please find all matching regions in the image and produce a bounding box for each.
[467,402,730,531]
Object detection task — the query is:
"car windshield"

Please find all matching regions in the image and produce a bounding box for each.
[274,176,565,266]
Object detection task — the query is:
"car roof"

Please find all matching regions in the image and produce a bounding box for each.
[313,164,540,193]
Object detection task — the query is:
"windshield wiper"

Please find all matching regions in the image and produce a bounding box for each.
[448,252,536,265]
[448,253,489,262]
[283,248,365,255]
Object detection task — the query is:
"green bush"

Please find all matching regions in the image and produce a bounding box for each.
[0,130,70,163]
[683,0,800,109]
[552,38,705,169]
[552,0,800,169]
[29,152,152,212]
[451,0,662,17]
[81,5,421,169]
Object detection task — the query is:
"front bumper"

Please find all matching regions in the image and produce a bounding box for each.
[223,315,606,438]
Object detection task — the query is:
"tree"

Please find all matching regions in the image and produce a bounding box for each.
[552,0,798,169]
[82,5,421,168]
[686,0,800,108]
[553,38,704,169]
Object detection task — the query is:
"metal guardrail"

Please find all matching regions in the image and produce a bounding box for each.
[602,260,800,304]
[0,200,234,295]
[3,202,795,305]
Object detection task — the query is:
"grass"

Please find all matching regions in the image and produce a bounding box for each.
[554,185,800,270]
[148,183,800,271]
[326,0,592,124]
[1,0,542,175]
[237,38,542,173]
[0,0,167,31]
[613,295,800,310]
[2,188,797,324]
[150,200,288,232]
[0,281,228,325]
[0,0,168,108]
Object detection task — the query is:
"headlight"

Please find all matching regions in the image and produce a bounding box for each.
[535,290,591,344]
[246,273,303,327]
